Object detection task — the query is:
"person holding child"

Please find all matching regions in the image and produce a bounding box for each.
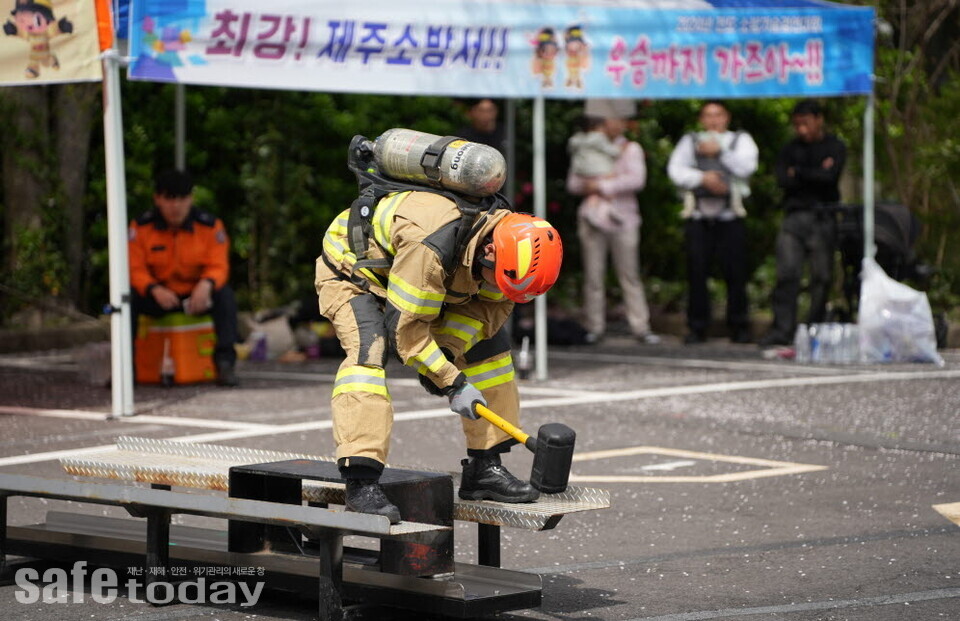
[566,99,659,345]
[667,100,759,345]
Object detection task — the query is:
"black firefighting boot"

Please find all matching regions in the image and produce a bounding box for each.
[344,479,401,524]
[458,454,540,503]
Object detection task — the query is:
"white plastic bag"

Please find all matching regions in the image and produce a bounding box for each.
[858,258,944,365]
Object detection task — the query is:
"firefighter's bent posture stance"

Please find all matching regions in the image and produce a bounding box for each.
[316,134,563,523]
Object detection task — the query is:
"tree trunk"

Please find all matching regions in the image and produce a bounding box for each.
[1,86,49,272]
[54,82,100,307]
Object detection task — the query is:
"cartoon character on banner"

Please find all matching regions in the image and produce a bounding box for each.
[564,25,589,89]
[3,0,73,79]
[531,27,558,89]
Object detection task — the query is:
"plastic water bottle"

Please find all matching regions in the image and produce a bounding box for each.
[841,323,860,364]
[517,336,532,380]
[794,324,810,363]
[820,323,837,364]
[161,338,175,387]
[809,324,821,363]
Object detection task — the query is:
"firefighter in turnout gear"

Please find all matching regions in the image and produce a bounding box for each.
[316,132,563,523]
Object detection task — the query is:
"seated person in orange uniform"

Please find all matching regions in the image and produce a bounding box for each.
[128,169,239,386]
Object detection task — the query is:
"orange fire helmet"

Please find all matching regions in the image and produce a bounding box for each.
[491,213,563,303]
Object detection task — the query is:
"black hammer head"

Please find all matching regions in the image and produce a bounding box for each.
[530,423,576,494]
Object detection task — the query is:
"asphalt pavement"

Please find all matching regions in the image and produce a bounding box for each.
[0,334,958,621]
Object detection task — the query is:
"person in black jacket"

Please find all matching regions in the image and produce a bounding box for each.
[456,98,507,155]
[760,100,846,347]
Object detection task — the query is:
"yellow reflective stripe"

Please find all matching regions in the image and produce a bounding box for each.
[332,365,389,398]
[330,210,350,230]
[357,267,383,284]
[413,341,447,373]
[462,355,515,390]
[323,211,385,286]
[323,238,381,285]
[387,273,444,316]
[323,234,350,262]
[323,211,355,264]
[438,313,485,349]
[477,283,505,301]
[372,192,409,256]
[516,238,533,279]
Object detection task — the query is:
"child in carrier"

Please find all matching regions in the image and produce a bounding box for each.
[567,117,623,229]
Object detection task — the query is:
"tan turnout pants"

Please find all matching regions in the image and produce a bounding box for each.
[316,260,519,468]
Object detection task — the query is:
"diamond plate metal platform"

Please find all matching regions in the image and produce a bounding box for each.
[60,436,610,531]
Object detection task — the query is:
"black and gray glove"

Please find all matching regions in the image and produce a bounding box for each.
[3,20,17,36]
[58,17,73,34]
[447,381,485,421]
[418,372,446,397]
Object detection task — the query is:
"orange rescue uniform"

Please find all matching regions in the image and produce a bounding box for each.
[128,209,230,297]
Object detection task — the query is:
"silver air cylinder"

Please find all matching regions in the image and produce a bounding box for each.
[372,128,506,197]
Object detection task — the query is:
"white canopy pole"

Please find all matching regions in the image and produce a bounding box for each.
[532,96,548,380]
[862,80,876,262]
[102,47,135,417]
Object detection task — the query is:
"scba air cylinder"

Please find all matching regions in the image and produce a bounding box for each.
[372,128,506,197]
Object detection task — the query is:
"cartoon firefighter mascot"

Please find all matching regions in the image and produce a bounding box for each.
[4,0,73,79]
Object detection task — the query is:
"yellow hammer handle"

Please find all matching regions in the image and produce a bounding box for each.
[474,404,530,445]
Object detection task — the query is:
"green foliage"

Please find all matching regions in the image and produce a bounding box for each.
[0,89,73,321]
[77,89,897,318]
[84,86,472,312]
[7,222,69,301]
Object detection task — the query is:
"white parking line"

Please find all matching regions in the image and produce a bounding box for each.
[569,445,826,483]
[933,502,960,527]
[0,406,274,430]
[2,367,958,467]
[550,350,857,375]
[516,368,960,410]
[239,369,596,397]
[640,460,697,471]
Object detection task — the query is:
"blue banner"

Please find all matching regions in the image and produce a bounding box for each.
[127,0,874,98]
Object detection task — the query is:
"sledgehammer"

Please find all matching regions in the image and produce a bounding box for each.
[474,404,576,493]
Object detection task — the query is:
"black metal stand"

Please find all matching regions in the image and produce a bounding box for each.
[226,460,454,621]
[228,467,303,554]
[145,508,171,587]
[314,529,345,621]
[478,523,501,567]
[0,465,558,620]
[229,461,453,560]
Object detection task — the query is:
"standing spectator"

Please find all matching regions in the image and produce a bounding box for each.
[566,99,659,345]
[667,100,759,344]
[128,169,240,386]
[456,98,506,155]
[759,99,847,346]
[567,115,622,231]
